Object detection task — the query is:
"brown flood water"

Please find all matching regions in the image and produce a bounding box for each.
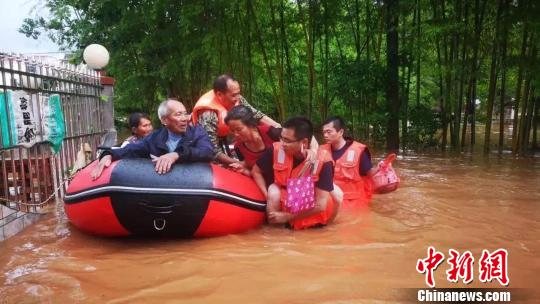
[1,154,539,303]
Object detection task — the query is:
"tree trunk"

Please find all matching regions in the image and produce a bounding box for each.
[245,0,253,103]
[402,3,417,151]
[453,1,469,151]
[345,0,362,61]
[483,0,504,154]
[415,0,421,108]
[518,72,532,154]
[385,0,400,152]
[247,0,281,119]
[322,0,330,121]
[270,0,286,120]
[462,0,486,150]
[440,0,452,152]
[532,97,539,150]
[512,17,529,153]
[522,84,536,153]
[432,0,445,149]
[280,0,294,108]
[296,0,316,119]
[498,0,510,154]
[522,43,537,154]
[375,5,384,65]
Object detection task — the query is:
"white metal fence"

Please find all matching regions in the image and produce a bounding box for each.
[0,53,112,222]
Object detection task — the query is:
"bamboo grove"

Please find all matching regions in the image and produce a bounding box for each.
[21,0,540,154]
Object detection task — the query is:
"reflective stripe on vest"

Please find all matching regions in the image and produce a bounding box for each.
[192,90,230,137]
[322,142,369,201]
[333,141,366,182]
[272,142,330,187]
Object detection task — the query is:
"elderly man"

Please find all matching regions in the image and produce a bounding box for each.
[91,99,213,179]
[251,117,339,230]
[192,74,280,165]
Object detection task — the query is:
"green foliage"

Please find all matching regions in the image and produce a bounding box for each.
[19,0,540,152]
[405,104,441,149]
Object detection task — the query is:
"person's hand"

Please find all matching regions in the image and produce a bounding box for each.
[91,155,112,180]
[152,152,179,175]
[268,211,293,224]
[305,148,317,162]
[228,161,246,172]
[229,161,251,176]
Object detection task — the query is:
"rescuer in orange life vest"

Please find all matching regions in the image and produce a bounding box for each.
[320,116,378,208]
[192,74,281,166]
[251,117,340,229]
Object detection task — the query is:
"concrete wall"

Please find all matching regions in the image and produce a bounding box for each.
[0,204,44,241]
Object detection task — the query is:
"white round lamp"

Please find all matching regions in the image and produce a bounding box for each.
[83,44,110,69]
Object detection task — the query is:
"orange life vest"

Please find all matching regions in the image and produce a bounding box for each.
[320,142,372,207]
[272,142,335,229]
[192,90,231,137]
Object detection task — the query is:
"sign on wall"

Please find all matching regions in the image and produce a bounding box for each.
[0,90,65,153]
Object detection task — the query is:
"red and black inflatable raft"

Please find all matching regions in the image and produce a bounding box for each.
[64,159,266,238]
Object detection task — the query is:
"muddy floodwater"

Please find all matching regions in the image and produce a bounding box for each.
[1,154,539,303]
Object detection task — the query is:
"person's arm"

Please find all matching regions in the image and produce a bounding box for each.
[216,151,239,165]
[94,136,151,166]
[360,148,377,177]
[234,146,245,161]
[91,139,152,179]
[228,146,251,175]
[239,96,281,128]
[251,164,268,197]
[304,136,319,162]
[108,138,152,161]
[152,152,179,175]
[196,110,222,158]
[268,188,331,224]
[197,110,238,165]
[260,116,281,128]
[309,136,319,150]
[229,162,251,176]
[175,126,214,162]
[267,127,282,141]
[91,154,112,180]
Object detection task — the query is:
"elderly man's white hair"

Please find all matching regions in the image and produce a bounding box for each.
[157,99,179,120]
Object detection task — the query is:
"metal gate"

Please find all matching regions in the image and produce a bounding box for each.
[0,53,113,238]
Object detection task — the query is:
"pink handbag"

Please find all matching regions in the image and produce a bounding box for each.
[372,153,400,194]
[285,161,316,214]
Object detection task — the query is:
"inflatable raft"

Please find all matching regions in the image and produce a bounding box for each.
[64,159,266,238]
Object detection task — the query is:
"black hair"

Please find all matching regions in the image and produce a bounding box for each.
[128,112,151,134]
[213,74,237,93]
[224,105,260,127]
[282,116,313,141]
[322,116,354,140]
[323,116,347,132]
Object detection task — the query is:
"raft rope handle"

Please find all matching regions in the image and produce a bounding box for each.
[153,218,167,231]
